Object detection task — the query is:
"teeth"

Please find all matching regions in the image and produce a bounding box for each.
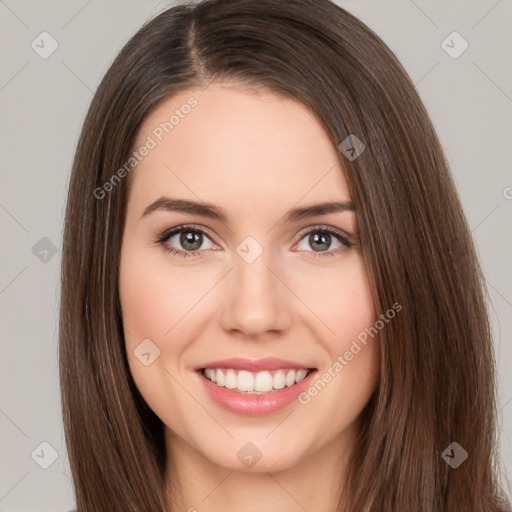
[285,369,296,387]
[238,370,254,391]
[204,368,216,383]
[273,370,285,389]
[224,369,237,389]
[202,368,311,393]
[254,371,273,392]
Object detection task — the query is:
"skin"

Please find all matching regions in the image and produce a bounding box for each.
[119,82,380,512]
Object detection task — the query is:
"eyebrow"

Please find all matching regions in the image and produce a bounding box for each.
[140,196,355,223]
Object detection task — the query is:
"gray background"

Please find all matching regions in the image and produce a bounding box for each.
[0,0,511,510]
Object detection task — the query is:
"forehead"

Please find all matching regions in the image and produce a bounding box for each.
[127,83,351,214]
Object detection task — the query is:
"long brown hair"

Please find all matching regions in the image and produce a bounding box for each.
[59,0,511,510]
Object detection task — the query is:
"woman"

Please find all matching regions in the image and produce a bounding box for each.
[59,0,511,510]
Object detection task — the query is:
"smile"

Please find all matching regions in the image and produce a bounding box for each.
[195,361,318,416]
[201,367,313,394]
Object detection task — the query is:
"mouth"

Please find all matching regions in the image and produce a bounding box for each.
[194,357,318,415]
[197,367,317,394]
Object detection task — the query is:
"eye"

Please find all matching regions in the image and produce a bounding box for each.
[155,224,217,259]
[154,224,355,260]
[294,225,354,259]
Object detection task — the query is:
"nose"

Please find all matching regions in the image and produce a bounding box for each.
[219,244,292,339]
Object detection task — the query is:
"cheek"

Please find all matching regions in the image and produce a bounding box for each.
[118,246,190,401]
[295,257,380,431]
[119,264,171,345]
[301,254,376,345]
[119,245,202,346]
[118,244,219,381]
[296,253,379,399]
[118,248,190,420]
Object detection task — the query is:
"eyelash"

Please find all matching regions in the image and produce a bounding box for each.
[153,223,355,260]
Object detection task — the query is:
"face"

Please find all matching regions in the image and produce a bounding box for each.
[119,82,380,476]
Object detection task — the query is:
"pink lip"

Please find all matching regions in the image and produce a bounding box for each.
[195,368,318,416]
[194,357,313,372]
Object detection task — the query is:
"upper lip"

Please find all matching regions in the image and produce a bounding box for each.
[195,357,315,372]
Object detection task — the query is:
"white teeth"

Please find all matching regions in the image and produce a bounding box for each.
[224,369,237,389]
[254,371,273,392]
[237,370,254,391]
[202,368,312,393]
[273,370,285,389]
[204,368,216,383]
[285,370,296,387]
[295,369,308,382]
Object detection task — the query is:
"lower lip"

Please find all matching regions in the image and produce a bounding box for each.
[196,369,317,416]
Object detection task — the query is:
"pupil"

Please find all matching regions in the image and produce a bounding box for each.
[180,231,202,251]
[310,232,330,251]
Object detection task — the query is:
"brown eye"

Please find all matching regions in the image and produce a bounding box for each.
[179,230,203,251]
[295,226,354,258]
[158,225,216,257]
[307,232,331,252]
